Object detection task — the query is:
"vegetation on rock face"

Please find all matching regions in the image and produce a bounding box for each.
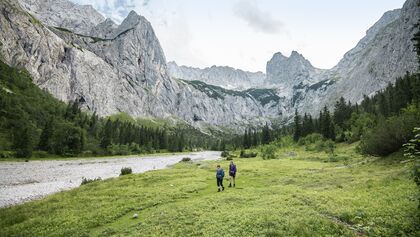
[182,80,280,106]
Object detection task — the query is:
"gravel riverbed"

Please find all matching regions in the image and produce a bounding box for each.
[0,151,221,208]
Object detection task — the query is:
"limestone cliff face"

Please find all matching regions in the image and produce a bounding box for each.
[167,61,266,90]
[264,0,418,116]
[0,0,417,131]
[0,0,284,130]
[18,0,104,35]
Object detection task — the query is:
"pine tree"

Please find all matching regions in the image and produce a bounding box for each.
[38,118,54,151]
[293,109,302,142]
[262,124,271,144]
[100,119,113,149]
[14,124,33,158]
[321,106,335,140]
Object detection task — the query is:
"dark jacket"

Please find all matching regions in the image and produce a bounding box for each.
[216,168,224,179]
[229,164,237,175]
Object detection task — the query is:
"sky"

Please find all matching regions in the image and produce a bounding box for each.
[71,0,406,72]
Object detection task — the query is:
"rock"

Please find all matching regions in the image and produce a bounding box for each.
[132,213,138,219]
[0,0,417,131]
[168,61,266,90]
[18,0,105,35]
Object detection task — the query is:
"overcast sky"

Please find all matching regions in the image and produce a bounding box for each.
[71,0,406,72]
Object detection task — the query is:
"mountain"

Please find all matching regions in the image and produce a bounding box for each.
[294,1,418,115]
[18,0,105,36]
[0,0,284,131]
[0,0,418,132]
[167,61,265,90]
[169,0,418,116]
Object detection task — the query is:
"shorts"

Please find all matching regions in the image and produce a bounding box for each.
[229,171,236,177]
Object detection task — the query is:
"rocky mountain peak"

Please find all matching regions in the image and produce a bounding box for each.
[266,51,316,90]
[119,10,148,29]
[167,62,266,90]
[18,0,105,35]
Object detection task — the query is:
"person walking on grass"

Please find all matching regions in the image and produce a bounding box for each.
[228,161,237,188]
[216,164,225,192]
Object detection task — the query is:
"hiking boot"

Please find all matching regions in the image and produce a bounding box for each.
[218,189,220,192]
[228,184,232,188]
[233,184,235,187]
[222,186,225,191]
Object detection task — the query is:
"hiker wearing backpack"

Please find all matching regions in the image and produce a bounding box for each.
[229,161,237,187]
[216,164,225,192]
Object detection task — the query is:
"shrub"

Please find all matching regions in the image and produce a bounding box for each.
[360,105,420,156]
[221,151,230,157]
[0,151,14,158]
[298,133,323,146]
[180,157,191,162]
[32,151,49,158]
[323,140,336,155]
[261,145,277,160]
[240,150,258,158]
[120,167,133,176]
[226,156,233,161]
[108,144,131,156]
[81,177,102,185]
[274,136,294,148]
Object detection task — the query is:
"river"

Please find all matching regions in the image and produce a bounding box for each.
[0,151,221,207]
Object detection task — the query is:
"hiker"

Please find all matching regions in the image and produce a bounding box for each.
[216,164,225,192]
[229,161,237,187]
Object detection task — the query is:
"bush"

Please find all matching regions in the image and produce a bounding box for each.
[180,157,192,162]
[120,167,133,176]
[323,140,336,155]
[298,133,335,153]
[81,177,102,185]
[298,133,323,146]
[261,145,277,160]
[221,151,230,157]
[360,105,420,156]
[108,144,131,156]
[240,150,258,158]
[274,136,294,148]
[226,156,233,161]
[32,151,49,158]
[0,151,14,158]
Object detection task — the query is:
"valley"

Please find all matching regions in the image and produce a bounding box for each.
[0,143,418,236]
[0,0,419,236]
[0,151,221,208]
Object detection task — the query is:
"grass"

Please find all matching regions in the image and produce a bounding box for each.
[0,143,418,236]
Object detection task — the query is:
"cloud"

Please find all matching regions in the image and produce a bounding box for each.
[233,0,284,34]
[142,0,151,7]
[71,0,143,23]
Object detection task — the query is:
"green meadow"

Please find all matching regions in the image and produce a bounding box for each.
[0,143,418,237]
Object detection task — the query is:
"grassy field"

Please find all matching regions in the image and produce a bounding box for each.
[0,143,418,236]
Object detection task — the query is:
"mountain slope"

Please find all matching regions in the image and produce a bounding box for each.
[168,0,418,117]
[0,0,285,130]
[0,0,418,131]
[168,61,265,90]
[269,1,418,115]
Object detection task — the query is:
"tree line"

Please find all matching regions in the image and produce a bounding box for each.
[0,61,217,158]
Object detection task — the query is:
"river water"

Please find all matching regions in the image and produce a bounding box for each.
[0,151,221,207]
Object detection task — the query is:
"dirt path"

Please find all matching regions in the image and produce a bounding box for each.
[0,151,221,208]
